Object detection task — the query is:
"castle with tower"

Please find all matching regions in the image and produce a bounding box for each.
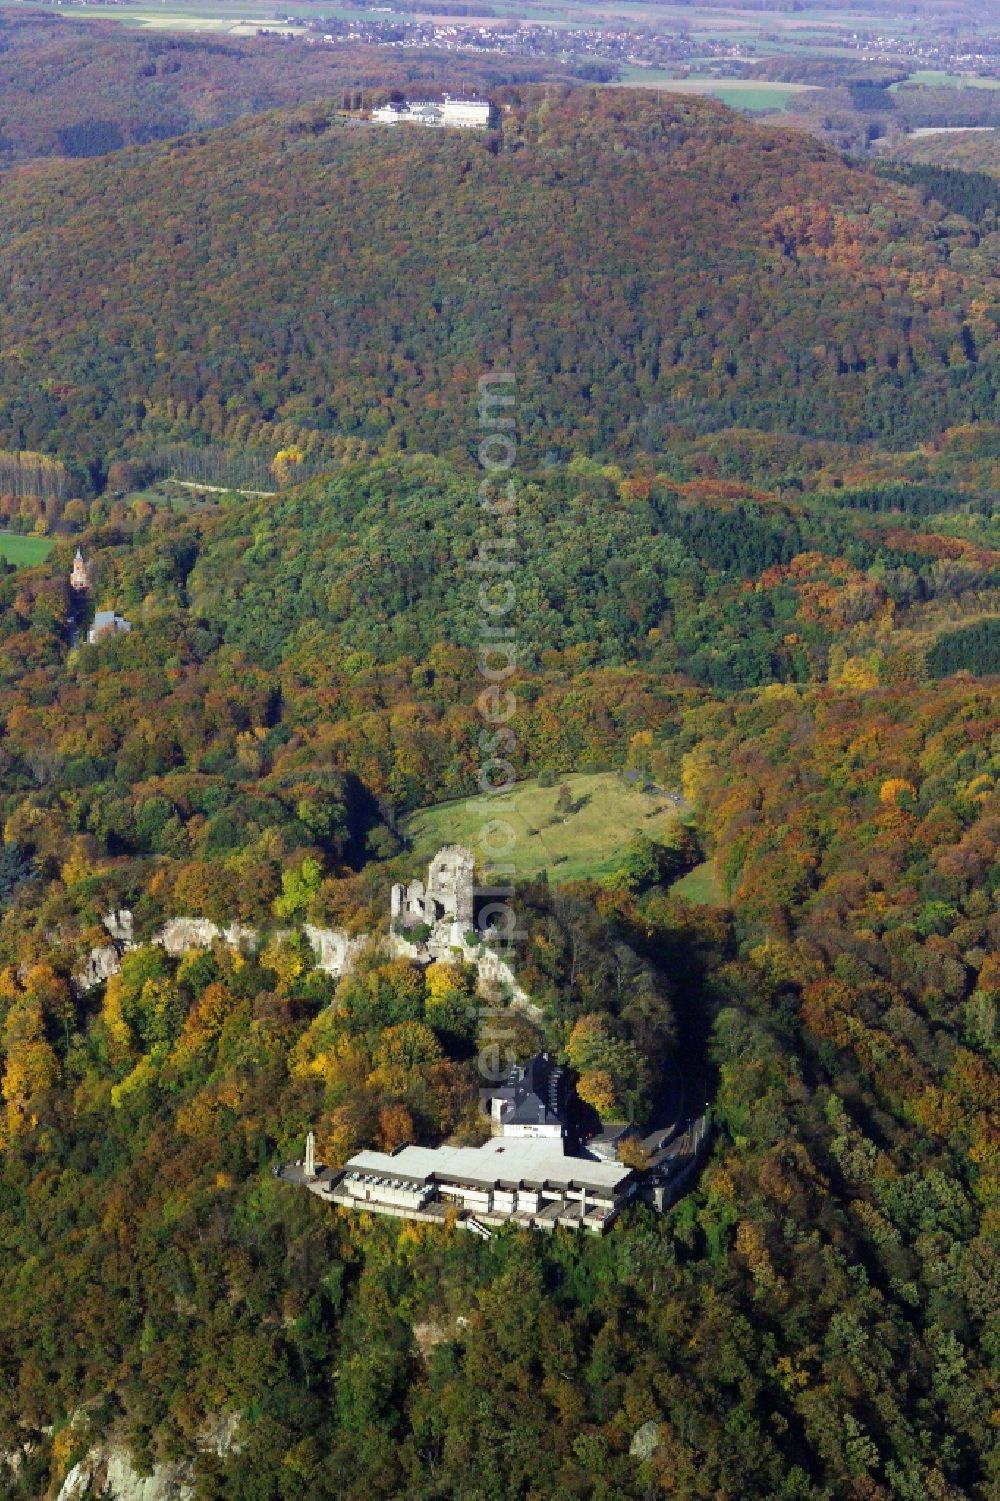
[69,548,90,592]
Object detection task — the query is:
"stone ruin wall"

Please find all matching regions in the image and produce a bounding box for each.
[73,845,538,1017]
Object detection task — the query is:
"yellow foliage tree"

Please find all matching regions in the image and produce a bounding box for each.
[681,745,714,807]
[425,961,465,1007]
[272,445,305,487]
[100,974,134,1063]
[1,997,59,1133]
[835,655,879,693]
[378,1102,414,1152]
[879,778,917,807]
[576,1068,616,1119]
[566,1014,609,1071]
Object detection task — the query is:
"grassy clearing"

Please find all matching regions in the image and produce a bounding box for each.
[0,532,54,567]
[402,771,686,885]
[669,859,725,906]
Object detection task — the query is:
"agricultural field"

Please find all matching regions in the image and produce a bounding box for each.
[688,82,812,112]
[617,72,817,110]
[0,532,54,567]
[891,71,1000,91]
[401,771,687,884]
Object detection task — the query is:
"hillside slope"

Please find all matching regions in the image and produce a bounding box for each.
[0,14,553,165]
[1,87,998,479]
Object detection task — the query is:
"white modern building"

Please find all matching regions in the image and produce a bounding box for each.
[371,95,495,129]
[327,1135,636,1234]
[441,97,494,128]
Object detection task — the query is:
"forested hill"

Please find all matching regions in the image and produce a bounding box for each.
[0,459,998,1496]
[1,86,999,483]
[0,14,554,166]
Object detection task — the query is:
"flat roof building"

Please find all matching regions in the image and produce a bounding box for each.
[371,96,495,130]
[441,97,494,128]
[330,1135,635,1234]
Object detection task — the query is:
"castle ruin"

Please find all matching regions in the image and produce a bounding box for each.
[391,845,475,933]
[73,843,535,1014]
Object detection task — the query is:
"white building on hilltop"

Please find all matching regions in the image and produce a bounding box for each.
[441,96,494,129]
[372,95,495,129]
[327,1135,636,1234]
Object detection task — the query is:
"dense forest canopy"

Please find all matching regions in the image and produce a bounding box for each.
[0,13,555,165]
[0,431,997,1496]
[0,82,996,1501]
[1,87,1000,485]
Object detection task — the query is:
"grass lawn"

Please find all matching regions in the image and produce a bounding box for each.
[891,72,1000,92]
[119,481,224,512]
[0,532,54,567]
[669,859,726,906]
[401,771,686,885]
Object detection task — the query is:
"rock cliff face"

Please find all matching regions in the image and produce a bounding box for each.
[72,914,355,990]
[74,944,123,992]
[56,1416,241,1501]
[74,917,532,1014]
[57,1446,193,1501]
[304,924,369,975]
[159,917,258,958]
[71,848,535,1014]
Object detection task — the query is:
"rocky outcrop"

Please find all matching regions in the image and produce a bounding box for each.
[57,1445,193,1501]
[304,925,369,976]
[103,911,135,947]
[56,1416,240,1501]
[158,917,224,957]
[629,1421,661,1462]
[71,849,537,1019]
[74,944,123,992]
[159,918,258,958]
[476,946,542,1021]
[74,914,356,991]
[74,916,535,1020]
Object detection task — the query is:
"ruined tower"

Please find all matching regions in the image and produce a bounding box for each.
[391,845,475,932]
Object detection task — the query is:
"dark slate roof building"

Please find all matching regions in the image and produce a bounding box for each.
[487,1052,570,1138]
